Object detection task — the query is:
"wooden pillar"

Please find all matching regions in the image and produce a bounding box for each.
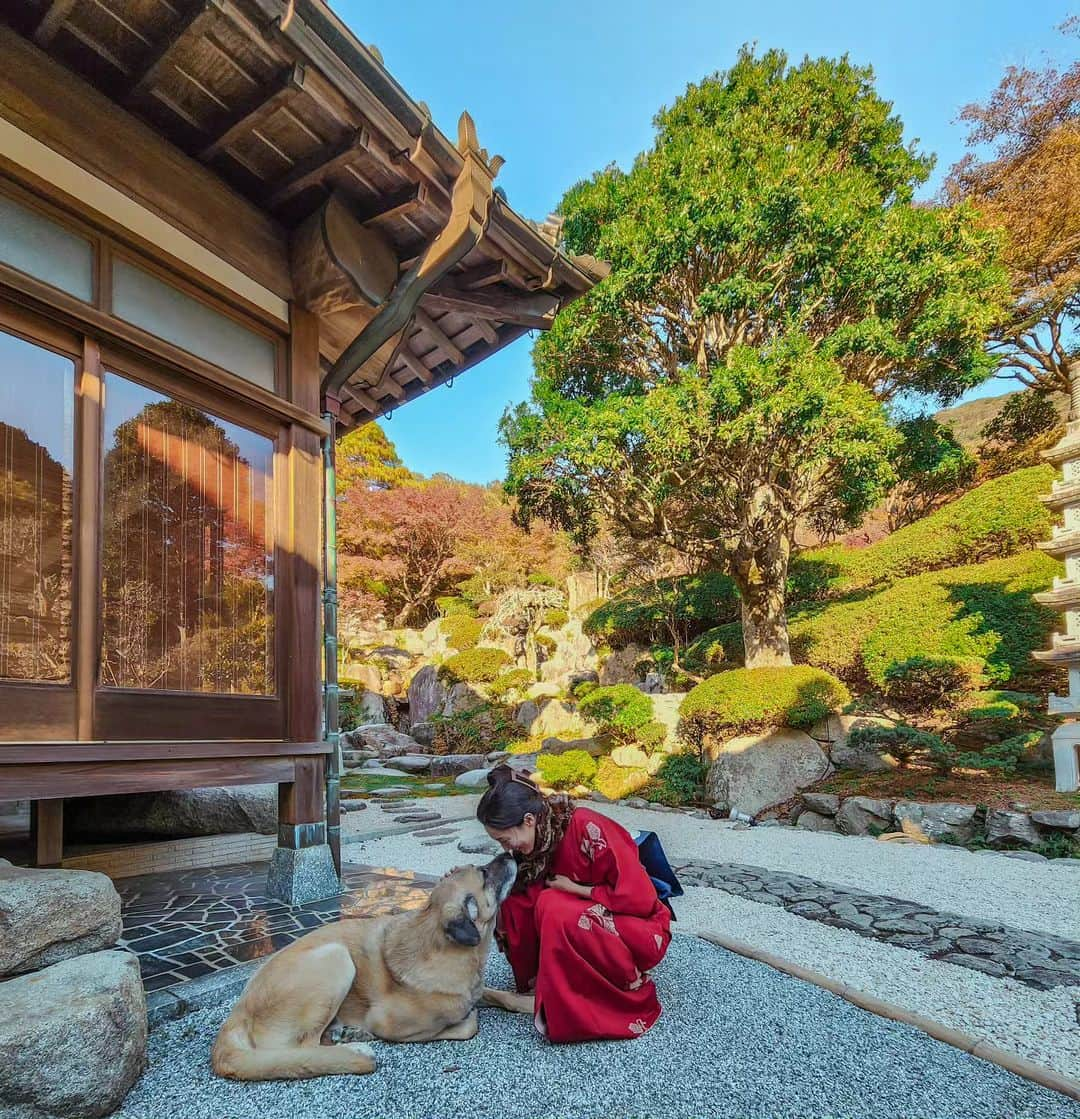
[277,755,326,849]
[30,799,64,867]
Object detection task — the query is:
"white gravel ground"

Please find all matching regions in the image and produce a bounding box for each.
[117,938,1080,1119]
[346,797,1080,1082]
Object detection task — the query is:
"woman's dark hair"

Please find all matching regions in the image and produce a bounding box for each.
[476,765,545,829]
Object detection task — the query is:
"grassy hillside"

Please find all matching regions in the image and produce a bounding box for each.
[935,391,1068,449]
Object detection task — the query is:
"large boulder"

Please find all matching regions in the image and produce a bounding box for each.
[441,682,486,717]
[0,950,147,1119]
[1030,810,1080,831]
[986,809,1041,847]
[430,754,490,778]
[65,785,276,841]
[893,801,978,844]
[811,714,899,773]
[538,618,599,686]
[801,792,840,816]
[514,700,540,731]
[650,693,685,749]
[532,699,589,740]
[341,662,381,693]
[835,796,895,836]
[599,643,649,686]
[353,690,386,725]
[0,862,122,977]
[408,665,450,727]
[609,744,665,775]
[706,729,831,816]
[384,755,433,775]
[343,724,423,756]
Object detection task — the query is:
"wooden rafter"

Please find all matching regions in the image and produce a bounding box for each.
[398,346,433,385]
[267,128,365,207]
[127,0,222,101]
[453,259,509,289]
[361,182,429,228]
[33,0,80,47]
[471,317,499,345]
[199,63,306,161]
[413,308,464,366]
[422,282,558,330]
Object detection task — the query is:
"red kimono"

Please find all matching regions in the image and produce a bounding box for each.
[498,806,672,1043]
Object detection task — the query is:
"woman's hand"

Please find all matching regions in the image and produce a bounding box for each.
[547,874,593,899]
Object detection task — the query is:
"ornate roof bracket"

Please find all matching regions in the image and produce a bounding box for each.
[321,111,502,398]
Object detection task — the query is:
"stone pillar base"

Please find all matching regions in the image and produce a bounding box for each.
[266,843,341,905]
[1052,723,1080,793]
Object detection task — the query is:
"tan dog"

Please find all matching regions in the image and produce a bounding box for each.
[211,853,517,1081]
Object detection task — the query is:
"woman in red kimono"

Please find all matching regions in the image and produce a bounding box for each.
[476,765,671,1043]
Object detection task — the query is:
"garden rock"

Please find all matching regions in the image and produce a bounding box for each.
[706,729,830,816]
[355,690,387,724]
[384,755,433,775]
[408,666,449,727]
[342,663,381,693]
[410,721,436,748]
[507,752,539,773]
[1030,810,1080,831]
[0,949,146,1119]
[514,699,540,731]
[812,714,898,772]
[532,699,585,739]
[801,792,840,816]
[345,724,422,756]
[599,643,649,686]
[541,736,607,757]
[441,682,486,717]
[0,862,122,977]
[430,754,489,777]
[65,785,276,840]
[525,682,562,701]
[835,796,895,836]
[539,618,598,686]
[609,744,664,775]
[986,809,1041,847]
[893,801,978,844]
[455,769,493,789]
[368,786,413,798]
[796,810,837,833]
[650,693,684,746]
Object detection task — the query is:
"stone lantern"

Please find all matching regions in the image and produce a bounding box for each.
[1034,421,1080,791]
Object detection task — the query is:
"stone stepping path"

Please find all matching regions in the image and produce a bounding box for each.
[676,859,1080,990]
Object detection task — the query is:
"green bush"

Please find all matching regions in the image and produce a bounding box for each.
[790,550,1060,689]
[543,608,570,628]
[584,572,739,648]
[488,668,535,701]
[680,666,850,738]
[579,684,654,735]
[930,730,1043,777]
[845,723,943,768]
[438,647,511,684]
[786,466,1055,603]
[882,656,986,708]
[430,702,524,755]
[537,749,598,789]
[535,633,557,656]
[572,679,598,699]
[647,753,708,806]
[960,689,1038,722]
[440,615,484,652]
[636,721,669,754]
[436,596,476,618]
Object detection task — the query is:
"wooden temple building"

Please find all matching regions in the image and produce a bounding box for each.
[0,0,599,899]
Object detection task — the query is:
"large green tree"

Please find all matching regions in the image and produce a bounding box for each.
[502,48,1006,667]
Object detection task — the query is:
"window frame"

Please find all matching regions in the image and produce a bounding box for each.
[0,298,289,744]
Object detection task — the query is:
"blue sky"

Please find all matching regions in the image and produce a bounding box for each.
[341,0,1074,483]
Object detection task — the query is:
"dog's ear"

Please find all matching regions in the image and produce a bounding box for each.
[445,894,481,946]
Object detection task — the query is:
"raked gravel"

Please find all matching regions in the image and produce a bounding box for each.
[347,799,1080,1081]
[115,936,1080,1119]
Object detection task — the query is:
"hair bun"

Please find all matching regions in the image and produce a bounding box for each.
[487,764,514,788]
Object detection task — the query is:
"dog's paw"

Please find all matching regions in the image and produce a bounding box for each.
[328,1024,372,1045]
[345,1042,375,1060]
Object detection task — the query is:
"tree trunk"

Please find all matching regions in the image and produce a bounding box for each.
[738,579,791,668]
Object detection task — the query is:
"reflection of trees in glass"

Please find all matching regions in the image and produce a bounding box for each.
[0,422,72,681]
[100,389,273,694]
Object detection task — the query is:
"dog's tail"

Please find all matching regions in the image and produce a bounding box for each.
[211,1022,376,1081]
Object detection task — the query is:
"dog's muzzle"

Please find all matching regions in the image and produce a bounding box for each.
[484,852,517,903]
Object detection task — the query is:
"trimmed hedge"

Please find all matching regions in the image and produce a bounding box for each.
[584,571,739,648]
[440,615,483,651]
[578,684,654,734]
[438,647,511,684]
[488,668,535,701]
[791,550,1060,688]
[537,749,598,789]
[436,596,476,618]
[787,465,1055,603]
[543,608,570,628]
[680,666,850,737]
